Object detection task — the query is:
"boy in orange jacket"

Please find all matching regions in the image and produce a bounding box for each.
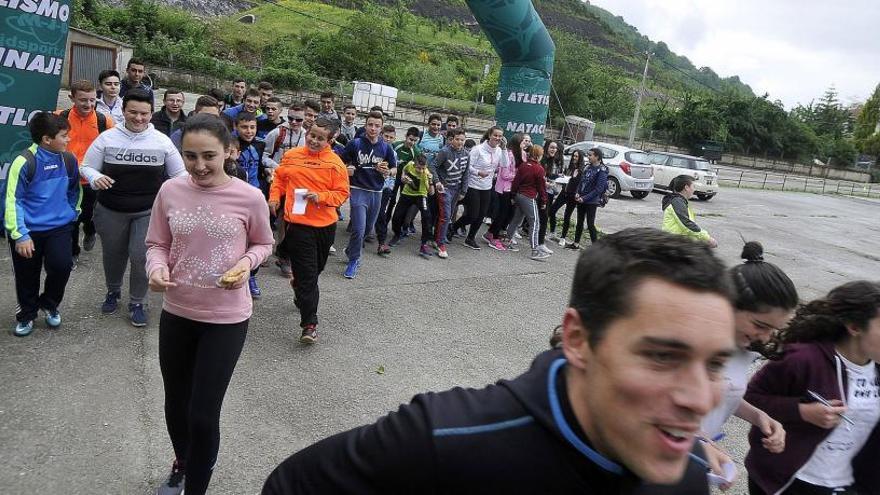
[268,117,350,344]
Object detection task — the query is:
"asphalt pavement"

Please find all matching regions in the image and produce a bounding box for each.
[2,186,879,494]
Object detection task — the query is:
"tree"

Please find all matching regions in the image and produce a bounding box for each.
[854,83,880,152]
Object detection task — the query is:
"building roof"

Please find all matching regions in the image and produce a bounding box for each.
[69,27,134,48]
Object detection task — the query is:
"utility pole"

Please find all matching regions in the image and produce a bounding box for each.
[628,51,652,147]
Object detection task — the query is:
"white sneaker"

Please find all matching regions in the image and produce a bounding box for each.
[329,245,337,254]
[548,233,559,242]
[514,232,522,239]
[538,244,553,255]
[530,250,551,261]
[558,238,567,248]
[511,238,518,246]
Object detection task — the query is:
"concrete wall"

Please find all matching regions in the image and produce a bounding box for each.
[61,29,133,88]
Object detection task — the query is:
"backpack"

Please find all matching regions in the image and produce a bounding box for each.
[1,147,78,228]
[60,109,108,133]
[598,165,610,208]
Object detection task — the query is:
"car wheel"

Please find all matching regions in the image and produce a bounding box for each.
[703,193,715,201]
[695,193,707,201]
[630,191,649,199]
[608,177,621,198]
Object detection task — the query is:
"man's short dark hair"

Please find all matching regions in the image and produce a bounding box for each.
[98,69,120,84]
[208,88,225,102]
[303,99,321,113]
[265,96,283,105]
[569,228,732,347]
[446,115,459,124]
[163,88,184,100]
[29,111,69,143]
[343,104,356,112]
[320,91,335,100]
[236,112,258,124]
[233,78,246,84]
[428,113,442,124]
[382,124,396,133]
[245,88,261,99]
[369,105,383,112]
[671,174,694,193]
[366,110,384,123]
[123,89,153,110]
[406,126,420,138]
[313,116,340,136]
[126,58,145,69]
[195,95,221,111]
[448,128,466,138]
[257,81,274,91]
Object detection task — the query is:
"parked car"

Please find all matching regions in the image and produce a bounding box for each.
[647,151,719,201]
[563,141,654,199]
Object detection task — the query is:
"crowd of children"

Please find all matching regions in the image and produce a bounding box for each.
[3,74,878,495]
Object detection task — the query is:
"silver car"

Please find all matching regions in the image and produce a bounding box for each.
[563,141,655,199]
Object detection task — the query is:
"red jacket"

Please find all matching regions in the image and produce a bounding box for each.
[510,159,547,204]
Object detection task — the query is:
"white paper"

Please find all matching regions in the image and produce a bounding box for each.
[707,461,738,487]
[292,189,308,215]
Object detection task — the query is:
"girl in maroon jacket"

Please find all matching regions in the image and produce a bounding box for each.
[744,281,880,495]
[504,144,549,261]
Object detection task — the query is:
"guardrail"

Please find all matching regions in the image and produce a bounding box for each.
[715,167,880,199]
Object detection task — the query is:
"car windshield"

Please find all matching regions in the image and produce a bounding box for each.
[692,160,711,171]
[626,151,650,164]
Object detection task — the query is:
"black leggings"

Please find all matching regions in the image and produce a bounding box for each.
[453,188,492,240]
[548,192,568,232]
[159,311,248,495]
[489,191,514,238]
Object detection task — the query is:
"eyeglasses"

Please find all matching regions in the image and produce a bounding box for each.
[288,116,304,122]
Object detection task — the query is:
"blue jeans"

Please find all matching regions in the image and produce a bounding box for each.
[436,185,460,246]
[346,188,382,262]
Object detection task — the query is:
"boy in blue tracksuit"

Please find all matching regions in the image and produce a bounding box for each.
[3,112,81,337]
[340,110,397,279]
[234,111,267,298]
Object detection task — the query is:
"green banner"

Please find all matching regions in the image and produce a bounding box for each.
[0,0,71,169]
[466,0,555,145]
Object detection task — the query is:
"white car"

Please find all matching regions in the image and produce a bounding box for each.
[646,151,719,200]
[563,141,654,199]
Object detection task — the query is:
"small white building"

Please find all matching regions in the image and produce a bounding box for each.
[61,27,134,88]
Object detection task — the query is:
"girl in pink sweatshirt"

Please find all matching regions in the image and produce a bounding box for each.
[145,114,274,495]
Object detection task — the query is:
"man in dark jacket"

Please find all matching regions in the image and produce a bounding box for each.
[263,228,737,494]
[149,88,186,137]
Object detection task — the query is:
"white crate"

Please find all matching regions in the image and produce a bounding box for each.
[352,81,398,114]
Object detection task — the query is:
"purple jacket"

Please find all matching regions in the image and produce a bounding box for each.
[744,342,880,494]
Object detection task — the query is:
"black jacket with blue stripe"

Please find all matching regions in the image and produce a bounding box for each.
[262,350,710,494]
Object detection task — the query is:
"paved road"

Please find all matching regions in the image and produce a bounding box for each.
[2,187,879,494]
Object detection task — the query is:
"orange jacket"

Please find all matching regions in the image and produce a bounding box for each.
[57,108,115,184]
[269,146,350,227]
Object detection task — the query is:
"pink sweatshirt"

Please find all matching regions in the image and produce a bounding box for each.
[494,149,517,193]
[145,175,274,324]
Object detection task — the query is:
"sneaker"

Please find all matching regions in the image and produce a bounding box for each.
[531,249,551,261]
[504,240,520,252]
[342,246,349,259]
[45,310,62,328]
[248,276,262,299]
[488,239,507,251]
[101,291,121,314]
[389,235,402,247]
[558,238,567,248]
[329,245,337,255]
[419,244,433,258]
[428,240,439,250]
[129,303,148,327]
[538,244,554,255]
[565,242,581,250]
[71,255,78,271]
[364,234,376,244]
[83,233,97,251]
[446,229,455,242]
[344,258,360,279]
[548,233,559,242]
[481,232,494,244]
[377,244,391,256]
[437,245,448,259]
[13,320,34,337]
[514,232,523,239]
[510,237,518,246]
[463,238,481,250]
[156,460,185,495]
[406,225,417,235]
[456,227,467,237]
[300,324,318,344]
[483,217,492,225]
[276,258,293,279]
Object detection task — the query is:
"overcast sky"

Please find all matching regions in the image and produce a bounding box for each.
[588,0,880,109]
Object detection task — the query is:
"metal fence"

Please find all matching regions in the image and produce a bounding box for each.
[715,167,880,199]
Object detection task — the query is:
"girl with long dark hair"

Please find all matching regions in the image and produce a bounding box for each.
[573,148,608,247]
[548,149,586,248]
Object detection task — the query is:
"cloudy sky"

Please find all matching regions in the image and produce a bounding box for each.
[588,0,879,109]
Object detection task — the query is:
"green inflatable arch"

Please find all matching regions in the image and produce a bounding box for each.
[466,0,555,145]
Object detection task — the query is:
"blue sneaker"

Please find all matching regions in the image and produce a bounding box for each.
[45,310,62,328]
[101,291,121,314]
[129,303,148,327]
[13,320,34,337]
[248,276,262,299]
[344,258,360,279]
